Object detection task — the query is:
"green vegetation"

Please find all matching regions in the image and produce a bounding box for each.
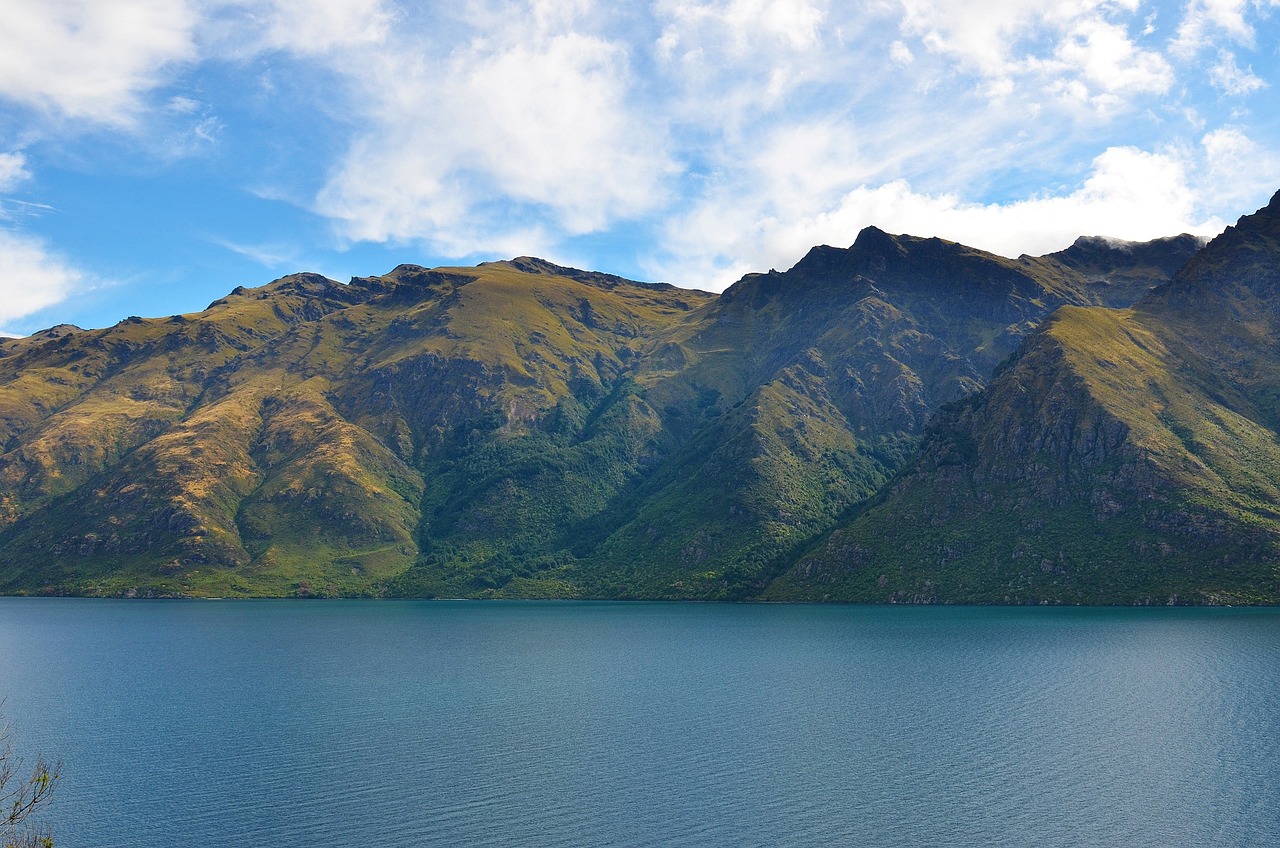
[1,717,59,848]
[774,194,1280,604]
[1,197,1278,604]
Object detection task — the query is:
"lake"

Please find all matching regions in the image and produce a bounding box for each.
[0,600,1277,847]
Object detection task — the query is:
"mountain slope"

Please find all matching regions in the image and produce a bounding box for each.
[0,221,1210,599]
[0,262,712,596]
[772,193,1280,604]
[562,229,1122,598]
[389,228,1196,598]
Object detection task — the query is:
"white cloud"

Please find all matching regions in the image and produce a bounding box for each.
[0,0,198,125]
[656,0,827,55]
[1208,50,1267,95]
[1053,18,1172,98]
[314,7,673,255]
[255,0,393,55]
[4,0,1274,315]
[894,1,1174,113]
[1200,127,1280,208]
[653,0,849,124]
[166,95,202,114]
[293,1,1262,288]
[210,236,299,268]
[0,229,84,329]
[897,0,1045,78]
[1172,0,1256,55]
[0,152,30,192]
[649,144,1231,290]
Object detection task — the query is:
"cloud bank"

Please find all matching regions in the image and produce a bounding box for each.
[0,0,1276,311]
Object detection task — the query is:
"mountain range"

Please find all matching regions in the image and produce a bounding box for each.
[1,192,1277,603]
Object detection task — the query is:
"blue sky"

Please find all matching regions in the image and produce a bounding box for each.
[1,0,1278,335]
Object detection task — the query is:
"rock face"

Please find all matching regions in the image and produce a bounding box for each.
[773,191,1280,605]
[0,202,1249,600]
[1040,233,1205,307]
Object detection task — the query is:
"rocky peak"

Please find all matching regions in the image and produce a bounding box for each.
[1042,234,1204,307]
[850,225,905,255]
[1143,193,1280,316]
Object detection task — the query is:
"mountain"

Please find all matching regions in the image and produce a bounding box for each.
[773,192,1280,605]
[1039,233,1206,307]
[0,263,709,596]
[0,209,1221,599]
[554,228,1179,599]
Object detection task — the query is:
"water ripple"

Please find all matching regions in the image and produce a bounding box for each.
[0,601,1277,847]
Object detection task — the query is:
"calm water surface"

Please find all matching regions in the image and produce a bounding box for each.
[0,600,1277,847]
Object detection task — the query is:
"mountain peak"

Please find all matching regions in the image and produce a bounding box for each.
[850,225,904,255]
[1228,191,1280,235]
[490,256,574,276]
[481,256,674,291]
[1139,191,1280,320]
[1069,234,1137,251]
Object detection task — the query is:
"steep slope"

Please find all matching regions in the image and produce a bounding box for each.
[0,275,362,530]
[1036,233,1204,307]
[0,262,711,596]
[558,229,1190,598]
[775,193,1280,604]
[0,224,1206,599]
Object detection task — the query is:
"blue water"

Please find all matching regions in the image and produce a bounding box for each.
[0,600,1277,847]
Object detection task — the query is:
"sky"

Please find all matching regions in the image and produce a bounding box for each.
[0,0,1278,335]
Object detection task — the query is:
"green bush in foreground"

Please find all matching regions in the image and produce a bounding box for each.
[1,719,59,848]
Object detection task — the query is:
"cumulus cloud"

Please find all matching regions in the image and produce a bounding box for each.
[315,5,673,254]
[1199,127,1280,209]
[266,0,390,53]
[2,0,1278,309]
[281,1,1276,289]
[650,144,1233,290]
[0,229,84,329]
[211,0,394,56]
[0,0,398,128]
[896,0,1047,78]
[890,39,914,65]
[656,0,827,57]
[895,1,1175,113]
[1052,18,1172,99]
[0,0,198,125]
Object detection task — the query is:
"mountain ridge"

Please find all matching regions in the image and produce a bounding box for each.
[1,200,1276,602]
[770,191,1280,604]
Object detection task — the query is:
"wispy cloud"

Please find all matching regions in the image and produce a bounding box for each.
[646,143,1234,290]
[0,0,1278,302]
[248,0,1280,289]
[313,3,674,254]
[209,235,300,269]
[1209,50,1268,95]
[0,152,29,192]
[0,229,86,331]
[1171,0,1260,56]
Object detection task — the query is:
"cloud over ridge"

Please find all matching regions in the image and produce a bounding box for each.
[0,0,1276,325]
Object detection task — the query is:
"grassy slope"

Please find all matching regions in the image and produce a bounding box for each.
[0,262,713,596]
[0,223,1222,599]
[554,230,1122,599]
[770,198,1280,604]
